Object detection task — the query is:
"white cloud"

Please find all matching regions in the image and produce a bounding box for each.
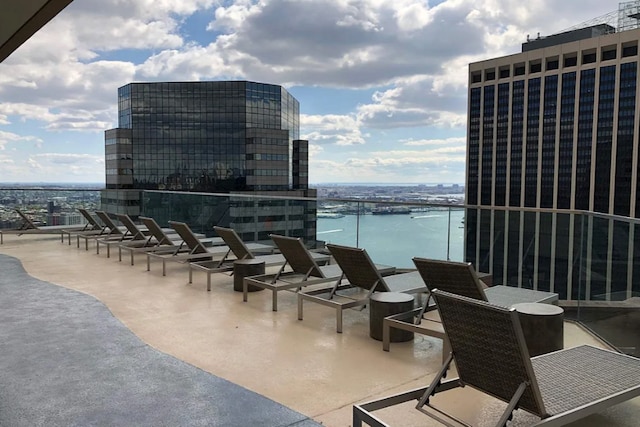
[0,0,621,184]
[404,137,466,147]
[0,131,43,150]
[301,114,365,146]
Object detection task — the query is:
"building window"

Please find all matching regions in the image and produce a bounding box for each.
[582,52,596,64]
[529,62,542,73]
[514,63,526,76]
[622,43,638,57]
[601,47,617,61]
[546,59,559,71]
[564,55,577,67]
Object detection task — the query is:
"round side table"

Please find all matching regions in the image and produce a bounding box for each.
[370,292,415,342]
[512,302,564,357]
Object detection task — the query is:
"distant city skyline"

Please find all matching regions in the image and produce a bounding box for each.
[0,0,614,184]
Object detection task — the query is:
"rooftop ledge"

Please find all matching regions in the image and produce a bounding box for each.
[1,234,639,426]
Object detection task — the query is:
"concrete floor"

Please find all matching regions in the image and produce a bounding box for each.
[2,234,640,426]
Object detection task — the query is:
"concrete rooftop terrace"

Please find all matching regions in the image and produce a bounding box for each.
[1,234,640,426]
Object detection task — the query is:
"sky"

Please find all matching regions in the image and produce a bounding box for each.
[0,0,618,185]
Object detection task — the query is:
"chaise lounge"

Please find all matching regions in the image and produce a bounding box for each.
[242,234,345,311]
[187,226,330,291]
[354,289,640,427]
[297,243,426,333]
[0,208,90,244]
[381,258,558,357]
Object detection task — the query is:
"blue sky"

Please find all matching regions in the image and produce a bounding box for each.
[0,0,616,184]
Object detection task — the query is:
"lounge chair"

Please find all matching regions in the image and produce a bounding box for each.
[148,222,272,278]
[94,213,157,257]
[117,217,202,266]
[0,209,89,244]
[242,234,345,311]
[381,258,559,356]
[97,214,187,259]
[188,226,330,291]
[353,289,640,427]
[83,211,140,253]
[61,208,111,246]
[297,243,426,333]
[70,210,130,249]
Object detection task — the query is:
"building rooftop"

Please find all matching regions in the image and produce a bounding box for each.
[1,234,639,426]
[522,1,640,52]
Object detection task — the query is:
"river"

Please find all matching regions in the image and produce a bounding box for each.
[317,209,465,268]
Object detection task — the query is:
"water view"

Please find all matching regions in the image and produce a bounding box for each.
[317,208,465,268]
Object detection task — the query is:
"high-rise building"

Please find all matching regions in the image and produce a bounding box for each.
[101,81,316,242]
[465,3,640,300]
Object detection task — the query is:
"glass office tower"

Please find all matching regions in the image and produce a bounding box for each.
[101,81,316,242]
[105,81,302,192]
[466,18,640,301]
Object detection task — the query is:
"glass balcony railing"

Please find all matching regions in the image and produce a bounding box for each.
[0,188,101,229]
[1,187,639,357]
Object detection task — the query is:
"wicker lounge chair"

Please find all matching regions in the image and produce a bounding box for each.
[354,289,640,427]
[297,243,425,333]
[86,211,142,253]
[381,258,559,357]
[117,217,199,266]
[187,226,329,291]
[72,210,131,250]
[94,213,155,257]
[96,214,184,259]
[145,221,244,277]
[242,234,343,311]
[61,208,112,246]
[0,209,89,244]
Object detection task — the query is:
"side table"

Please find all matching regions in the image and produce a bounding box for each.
[234,259,265,292]
[513,302,564,357]
[370,292,414,342]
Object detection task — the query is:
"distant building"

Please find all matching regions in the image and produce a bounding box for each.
[465,5,640,300]
[101,81,316,242]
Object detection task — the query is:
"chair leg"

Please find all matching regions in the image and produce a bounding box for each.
[336,307,343,333]
[188,267,193,284]
[146,255,151,271]
[382,321,391,351]
[162,260,166,276]
[298,295,304,320]
[272,290,278,312]
[206,273,211,292]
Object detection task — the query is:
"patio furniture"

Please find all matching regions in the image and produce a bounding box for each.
[234,259,266,292]
[369,292,414,342]
[297,243,425,333]
[117,216,203,265]
[75,211,131,251]
[0,209,89,244]
[92,211,144,254]
[242,234,342,311]
[61,208,112,246]
[95,213,155,257]
[513,302,564,357]
[353,289,640,427]
[148,221,251,277]
[188,227,330,291]
[381,258,558,357]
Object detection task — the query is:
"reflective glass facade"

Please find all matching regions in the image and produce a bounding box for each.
[101,81,316,243]
[108,81,301,193]
[466,28,640,300]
